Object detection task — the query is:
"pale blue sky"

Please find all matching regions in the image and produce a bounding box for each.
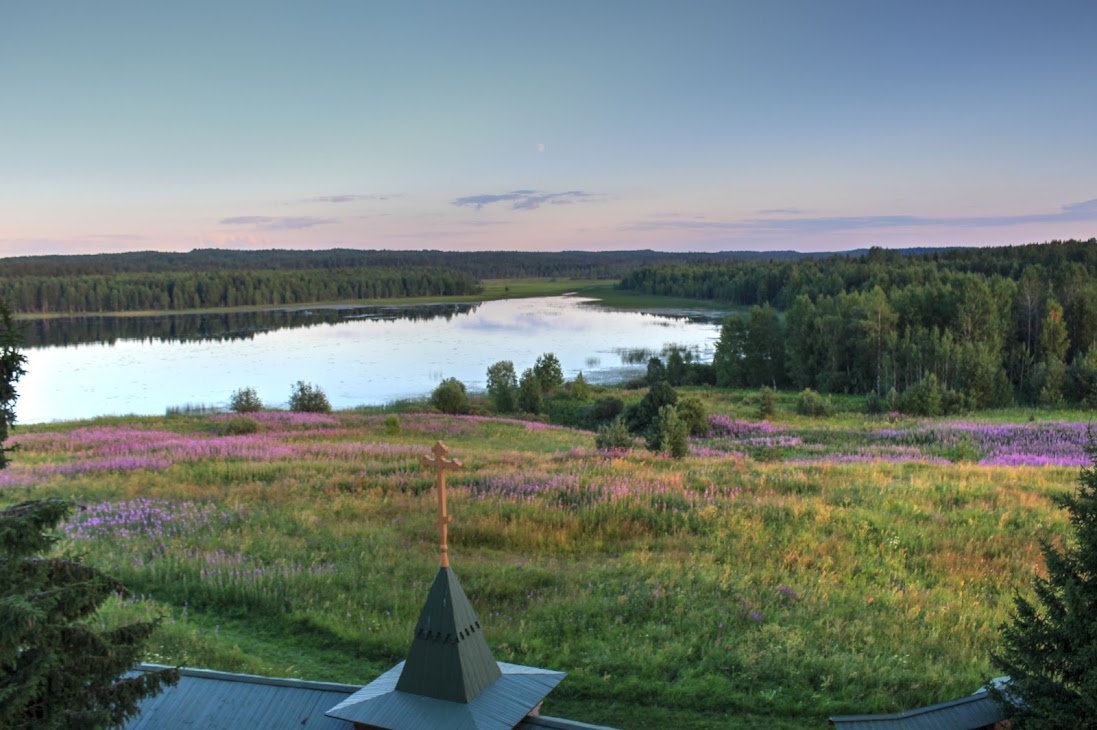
[2,0,1095,255]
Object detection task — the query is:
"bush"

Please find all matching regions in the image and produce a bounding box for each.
[645,357,666,385]
[486,361,518,413]
[216,416,260,436]
[677,396,709,437]
[229,387,263,413]
[757,386,777,420]
[383,414,401,435]
[586,395,624,428]
[595,416,634,450]
[518,369,544,414]
[626,381,678,434]
[533,353,564,394]
[648,405,688,458]
[431,377,469,415]
[289,381,331,413]
[568,371,592,402]
[796,388,833,417]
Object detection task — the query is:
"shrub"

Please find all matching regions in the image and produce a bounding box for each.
[216,416,260,436]
[648,405,688,458]
[677,396,709,437]
[757,386,777,420]
[431,377,469,415]
[229,387,263,413]
[796,388,833,417]
[289,381,332,413]
[485,361,518,413]
[587,395,625,426]
[383,414,401,435]
[595,416,634,450]
[533,353,564,394]
[626,381,678,434]
[518,369,544,414]
[645,357,666,385]
[568,371,592,402]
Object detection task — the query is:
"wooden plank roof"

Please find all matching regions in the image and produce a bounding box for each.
[828,688,1006,730]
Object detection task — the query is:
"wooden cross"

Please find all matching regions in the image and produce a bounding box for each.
[421,441,462,568]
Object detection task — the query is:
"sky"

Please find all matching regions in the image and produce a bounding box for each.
[2,0,1096,256]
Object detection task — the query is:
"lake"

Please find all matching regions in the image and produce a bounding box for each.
[15,296,724,424]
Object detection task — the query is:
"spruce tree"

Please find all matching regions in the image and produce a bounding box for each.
[990,439,1097,727]
[0,302,26,469]
[0,499,178,729]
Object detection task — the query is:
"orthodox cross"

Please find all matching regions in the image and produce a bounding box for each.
[421,441,462,568]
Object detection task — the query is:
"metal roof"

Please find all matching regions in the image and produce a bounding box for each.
[125,664,358,730]
[126,663,606,730]
[395,566,503,702]
[326,660,566,730]
[828,688,1007,730]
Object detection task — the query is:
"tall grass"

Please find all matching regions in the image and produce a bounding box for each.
[3,409,1084,728]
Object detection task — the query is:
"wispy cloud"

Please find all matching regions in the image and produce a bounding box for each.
[85,233,146,241]
[453,189,594,210]
[1062,198,1097,215]
[220,216,337,230]
[758,207,803,215]
[627,198,1097,235]
[299,194,395,204]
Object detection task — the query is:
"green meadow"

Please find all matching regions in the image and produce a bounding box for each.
[2,397,1090,729]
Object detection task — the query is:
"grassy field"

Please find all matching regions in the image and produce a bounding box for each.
[3,393,1091,728]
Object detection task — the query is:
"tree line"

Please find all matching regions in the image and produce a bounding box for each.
[0,247,813,280]
[619,239,1097,410]
[0,267,481,314]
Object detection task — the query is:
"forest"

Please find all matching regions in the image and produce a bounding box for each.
[0,249,814,315]
[621,239,1097,410]
[0,267,481,314]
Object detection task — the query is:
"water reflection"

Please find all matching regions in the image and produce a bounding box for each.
[21,304,478,348]
[16,296,722,424]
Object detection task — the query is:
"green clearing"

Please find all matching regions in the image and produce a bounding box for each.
[3,399,1085,729]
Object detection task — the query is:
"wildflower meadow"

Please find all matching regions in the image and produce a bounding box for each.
[3,402,1093,729]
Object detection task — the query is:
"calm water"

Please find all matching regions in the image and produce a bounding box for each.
[16,296,723,424]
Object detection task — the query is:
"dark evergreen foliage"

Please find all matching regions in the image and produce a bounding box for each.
[517,369,544,414]
[0,303,26,470]
[0,248,821,315]
[0,500,178,729]
[625,381,679,436]
[990,439,1097,727]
